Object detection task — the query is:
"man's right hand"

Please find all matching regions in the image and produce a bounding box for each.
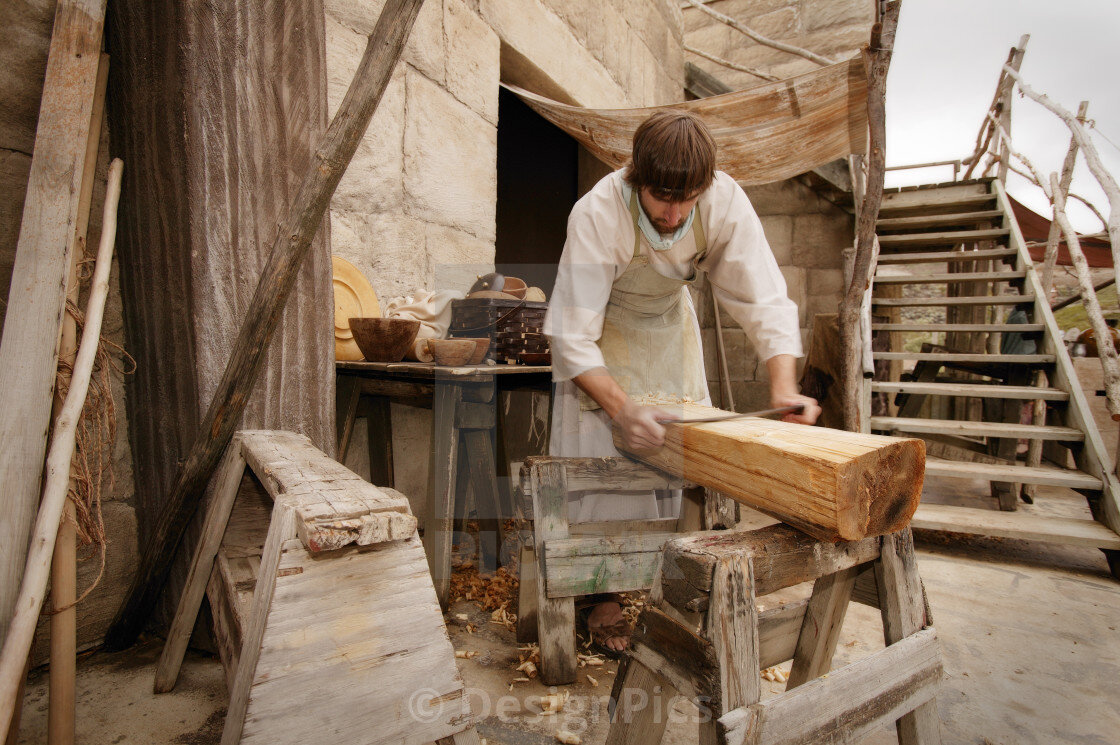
[613,400,678,451]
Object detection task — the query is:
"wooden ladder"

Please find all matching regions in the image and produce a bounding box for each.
[866,178,1120,575]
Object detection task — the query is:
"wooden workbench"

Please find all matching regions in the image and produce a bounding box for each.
[336,360,551,606]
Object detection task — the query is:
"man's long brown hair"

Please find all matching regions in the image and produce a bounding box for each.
[623,110,716,199]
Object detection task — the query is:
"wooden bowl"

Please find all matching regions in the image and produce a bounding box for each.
[519,352,551,366]
[349,318,420,362]
[453,337,490,365]
[427,338,478,366]
[501,276,527,299]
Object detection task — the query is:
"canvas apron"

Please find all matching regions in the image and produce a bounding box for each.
[578,190,709,410]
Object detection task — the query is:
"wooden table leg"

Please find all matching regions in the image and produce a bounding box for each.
[335,374,361,460]
[463,428,501,573]
[363,395,394,486]
[426,381,462,608]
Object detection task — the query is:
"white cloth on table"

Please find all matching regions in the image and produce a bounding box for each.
[384,290,465,361]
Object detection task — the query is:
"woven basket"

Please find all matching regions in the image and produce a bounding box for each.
[448,298,549,364]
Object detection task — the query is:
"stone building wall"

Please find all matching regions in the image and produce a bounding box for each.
[1,0,138,663]
[684,0,875,412]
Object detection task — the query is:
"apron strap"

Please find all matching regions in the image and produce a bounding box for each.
[628,189,643,258]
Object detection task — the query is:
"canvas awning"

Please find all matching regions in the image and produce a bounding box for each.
[1009,195,1112,267]
[502,56,868,186]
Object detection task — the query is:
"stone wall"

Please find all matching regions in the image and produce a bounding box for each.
[328,0,688,512]
[684,0,872,412]
[1,0,138,663]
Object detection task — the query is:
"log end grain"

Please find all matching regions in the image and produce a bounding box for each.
[837,436,925,541]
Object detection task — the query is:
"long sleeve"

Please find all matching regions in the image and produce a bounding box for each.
[698,173,803,361]
[543,176,632,382]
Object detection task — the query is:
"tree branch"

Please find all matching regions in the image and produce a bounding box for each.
[684,44,778,82]
[683,0,837,67]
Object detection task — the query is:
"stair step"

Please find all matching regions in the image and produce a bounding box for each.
[876,210,1005,231]
[911,503,1120,550]
[874,271,1026,284]
[871,417,1084,441]
[879,193,997,217]
[872,295,1034,307]
[878,228,1010,249]
[877,248,1019,264]
[873,352,1053,364]
[924,459,1101,489]
[871,322,1044,332]
[871,381,1069,401]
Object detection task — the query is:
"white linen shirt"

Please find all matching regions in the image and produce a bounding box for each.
[544,169,803,383]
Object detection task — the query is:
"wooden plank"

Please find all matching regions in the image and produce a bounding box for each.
[702,556,761,730]
[606,658,672,745]
[872,352,1053,363]
[363,396,394,486]
[544,533,676,559]
[104,0,426,650]
[530,461,578,685]
[878,228,1009,248]
[521,456,684,494]
[924,459,1100,489]
[785,566,859,689]
[912,503,1120,549]
[871,416,1083,441]
[876,247,1017,264]
[616,401,925,542]
[876,210,1004,230]
[757,599,810,670]
[871,381,1067,400]
[872,294,1034,307]
[870,322,1044,332]
[873,271,1025,284]
[628,606,718,700]
[874,530,942,743]
[878,194,997,218]
[426,382,462,608]
[544,551,661,598]
[570,518,680,537]
[718,628,942,745]
[154,441,246,694]
[240,535,470,745]
[221,504,297,745]
[0,0,108,647]
[516,545,538,643]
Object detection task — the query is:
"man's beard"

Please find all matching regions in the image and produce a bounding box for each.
[652,217,683,234]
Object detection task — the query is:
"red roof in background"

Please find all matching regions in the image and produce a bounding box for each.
[1009,195,1112,268]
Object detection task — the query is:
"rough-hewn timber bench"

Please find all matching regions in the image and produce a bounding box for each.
[606,525,943,745]
[152,430,481,745]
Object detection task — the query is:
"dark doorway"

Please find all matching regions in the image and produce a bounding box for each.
[495,87,578,297]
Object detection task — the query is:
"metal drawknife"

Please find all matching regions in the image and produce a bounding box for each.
[666,403,805,425]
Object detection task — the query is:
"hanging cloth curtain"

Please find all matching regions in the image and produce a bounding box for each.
[502,56,868,186]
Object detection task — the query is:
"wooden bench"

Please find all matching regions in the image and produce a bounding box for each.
[153,430,480,745]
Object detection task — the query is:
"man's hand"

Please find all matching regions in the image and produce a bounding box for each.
[613,400,679,451]
[766,354,821,425]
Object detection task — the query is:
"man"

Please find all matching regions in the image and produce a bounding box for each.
[543,110,820,651]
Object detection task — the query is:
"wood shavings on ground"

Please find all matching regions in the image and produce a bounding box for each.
[455,650,480,659]
[586,674,598,687]
[577,652,605,668]
[761,665,788,683]
[555,729,581,744]
[448,562,520,615]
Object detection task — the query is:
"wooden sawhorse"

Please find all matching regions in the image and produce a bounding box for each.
[153,430,481,745]
[608,524,942,745]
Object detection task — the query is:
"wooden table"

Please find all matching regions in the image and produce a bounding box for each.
[336,360,551,606]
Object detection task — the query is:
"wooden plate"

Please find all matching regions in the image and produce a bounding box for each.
[333,256,380,361]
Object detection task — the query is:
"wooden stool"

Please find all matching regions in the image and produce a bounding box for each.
[607,524,943,745]
[517,457,716,685]
[154,431,481,745]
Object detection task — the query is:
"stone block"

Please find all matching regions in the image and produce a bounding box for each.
[683,20,735,60]
[623,0,673,68]
[683,0,795,33]
[744,179,826,216]
[747,6,800,39]
[480,0,625,107]
[391,403,433,520]
[792,211,852,269]
[795,23,871,60]
[327,20,406,213]
[759,215,793,265]
[329,210,428,300]
[801,0,875,34]
[326,0,446,85]
[703,327,754,383]
[730,380,772,413]
[780,265,806,307]
[403,71,497,242]
[804,293,840,323]
[808,267,845,297]
[427,223,496,292]
[446,0,501,124]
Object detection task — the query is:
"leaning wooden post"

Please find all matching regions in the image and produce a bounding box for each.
[0,160,123,737]
[1040,101,1089,295]
[839,1,900,432]
[996,36,1029,185]
[103,0,427,650]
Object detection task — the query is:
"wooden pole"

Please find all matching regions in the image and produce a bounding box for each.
[711,292,735,411]
[683,0,837,67]
[839,1,900,432]
[102,0,427,651]
[996,36,1030,185]
[1041,102,1090,295]
[1003,66,1120,276]
[0,159,123,737]
[683,44,778,82]
[0,0,107,653]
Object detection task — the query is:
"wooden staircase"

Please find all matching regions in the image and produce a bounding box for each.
[865,178,1120,569]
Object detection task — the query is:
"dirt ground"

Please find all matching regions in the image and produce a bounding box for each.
[15,484,1120,745]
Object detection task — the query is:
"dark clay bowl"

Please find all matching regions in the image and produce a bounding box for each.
[349,318,421,362]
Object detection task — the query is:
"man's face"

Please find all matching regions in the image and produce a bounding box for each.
[638,187,702,235]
